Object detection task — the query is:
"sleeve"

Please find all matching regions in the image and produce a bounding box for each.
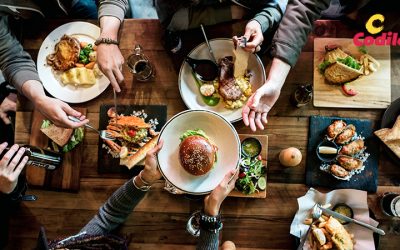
[0,16,41,93]
[98,0,129,22]
[271,0,331,67]
[196,229,219,250]
[80,178,147,235]
[251,0,286,33]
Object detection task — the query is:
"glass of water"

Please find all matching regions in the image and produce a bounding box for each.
[127,44,155,81]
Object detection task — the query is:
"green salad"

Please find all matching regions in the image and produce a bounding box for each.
[41,120,84,153]
[236,156,266,195]
[180,129,209,141]
[337,56,362,70]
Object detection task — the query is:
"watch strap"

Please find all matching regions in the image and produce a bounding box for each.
[199,211,223,233]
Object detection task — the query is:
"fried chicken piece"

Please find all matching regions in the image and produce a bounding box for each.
[327,120,347,139]
[335,124,356,145]
[47,35,80,71]
[337,155,363,171]
[330,164,349,178]
[339,139,364,156]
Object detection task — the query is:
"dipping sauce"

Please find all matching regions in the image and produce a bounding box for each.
[241,137,262,158]
[332,203,354,224]
[194,62,218,81]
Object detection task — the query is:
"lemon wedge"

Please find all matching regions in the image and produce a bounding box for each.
[318,146,338,154]
[119,146,128,158]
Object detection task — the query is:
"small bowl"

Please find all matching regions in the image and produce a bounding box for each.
[316,139,339,162]
[241,137,262,158]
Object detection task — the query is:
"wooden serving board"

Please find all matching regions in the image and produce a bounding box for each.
[306,116,379,192]
[26,108,86,192]
[229,134,268,198]
[313,38,391,109]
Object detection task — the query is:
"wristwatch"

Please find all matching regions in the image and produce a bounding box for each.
[94,37,119,46]
[199,211,223,233]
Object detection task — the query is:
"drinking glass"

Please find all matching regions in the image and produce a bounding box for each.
[127,44,155,81]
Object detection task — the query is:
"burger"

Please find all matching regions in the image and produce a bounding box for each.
[179,129,218,176]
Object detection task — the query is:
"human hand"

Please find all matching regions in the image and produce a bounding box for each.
[242,83,280,131]
[204,169,238,216]
[0,93,17,124]
[97,43,124,92]
[233,20,263,53]
[34,95,88,128]
[140,139,164,184]
[0,143,29,194]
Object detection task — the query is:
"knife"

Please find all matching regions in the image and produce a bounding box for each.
[318,205,386,236]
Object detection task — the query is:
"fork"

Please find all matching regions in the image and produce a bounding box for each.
[67,116,115,141]
[297,204,322,250]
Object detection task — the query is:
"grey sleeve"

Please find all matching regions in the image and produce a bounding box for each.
[271,0,331,67]
[196,228,219,250]
[80,179,146,235]
[251,0,286,33]
[0,16,41,93]
[98,0,129,22]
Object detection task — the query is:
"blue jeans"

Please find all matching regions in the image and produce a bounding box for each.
[71,0,98,19]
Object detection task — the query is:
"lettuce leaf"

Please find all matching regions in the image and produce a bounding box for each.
[62,127,84,152]
[41,120,52,129]
[179,129,209,141]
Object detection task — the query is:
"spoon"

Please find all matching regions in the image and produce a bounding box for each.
[185,56,218,82]
[297,204,321,250]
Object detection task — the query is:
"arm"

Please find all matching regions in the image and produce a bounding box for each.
[81,141,163,235]
[97,0,129,92]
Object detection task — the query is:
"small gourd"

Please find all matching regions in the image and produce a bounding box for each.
[279,147,302,167]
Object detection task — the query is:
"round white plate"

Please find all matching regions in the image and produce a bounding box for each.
[179,38,266,123]
[37,21,110,103]
[157,110,241,195]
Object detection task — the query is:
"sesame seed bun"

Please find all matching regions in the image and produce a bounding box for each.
[179,135,217,176]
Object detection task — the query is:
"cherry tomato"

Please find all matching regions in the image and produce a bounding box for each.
[341,83,358,96]
[257,155,262,161]
[127,130,136,137]
[239,172,246,179]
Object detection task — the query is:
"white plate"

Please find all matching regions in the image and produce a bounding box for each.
[37,21,110,103]
[179,38,266,123]
[157,110,241,195]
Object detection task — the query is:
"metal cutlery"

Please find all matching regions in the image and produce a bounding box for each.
[200,24,217,63]
[297,204,322,250]
[67,116,115,141]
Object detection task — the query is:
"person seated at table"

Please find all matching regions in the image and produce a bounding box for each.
[242,0,400,131]
[155,0,287,53]
[0,143,30,249]
[35,140,239,250]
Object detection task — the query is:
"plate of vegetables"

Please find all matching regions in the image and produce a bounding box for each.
[230,134,268,198]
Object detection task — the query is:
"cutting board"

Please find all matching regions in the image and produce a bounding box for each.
[229,134,268,198]
[306,116,379,192]
[26,108,86,192]
[313,38,391,109]
[97,104,167,175]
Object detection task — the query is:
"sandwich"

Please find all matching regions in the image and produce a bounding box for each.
[319,47,363,85]
[40,120,84,152]
[104,114,159,169]
[374,115,400,158]
[179,129,218,176]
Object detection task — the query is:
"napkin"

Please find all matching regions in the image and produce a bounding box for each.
[290,188,378,250]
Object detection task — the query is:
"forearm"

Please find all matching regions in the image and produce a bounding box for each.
[99,16,121,40]
[271,0,330,66]
[98,0,128,22]
[80,178,146,235]
[196,229,219,250]
[265,58,291,90]
[20,80,46,105]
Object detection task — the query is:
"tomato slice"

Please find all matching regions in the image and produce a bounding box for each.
[127,129,136,137]
[341,83,358,96]
[239,172,246,179]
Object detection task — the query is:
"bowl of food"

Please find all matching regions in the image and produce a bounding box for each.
[157,110,241,195]
[179,38,265,123]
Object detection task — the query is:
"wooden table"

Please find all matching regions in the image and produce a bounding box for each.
[11,19,400,249]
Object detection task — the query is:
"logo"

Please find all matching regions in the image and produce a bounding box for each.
[353,14,399,46]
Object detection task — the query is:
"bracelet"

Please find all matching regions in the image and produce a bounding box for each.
[133,175,151,191]
[139,171,151,185]
[199,211,223,233]
[94,37,119,46]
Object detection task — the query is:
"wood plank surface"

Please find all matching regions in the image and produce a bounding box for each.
[313,38,391,108]
[9,19,400,250]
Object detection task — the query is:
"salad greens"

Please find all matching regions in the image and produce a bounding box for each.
[79,44,94,64]
[318,60,332,73]
[236,156,266,195]
[337,56,362,70]
[63,127,84,152]
[180,129,209,141]
[192,72,220,106]
[358,45,368,54]
[41,120,52,129]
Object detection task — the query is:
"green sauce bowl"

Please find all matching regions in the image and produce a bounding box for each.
[241,137,262,158]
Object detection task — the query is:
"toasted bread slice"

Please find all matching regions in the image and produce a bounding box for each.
[374,115,400,158]
[325,217,353,250]
[40,124,73,147]
[120,135,159,169]
[324,62,363,85]
[324,48,349,64]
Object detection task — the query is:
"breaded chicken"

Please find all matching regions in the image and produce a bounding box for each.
[47,35,80,71]
[325,217,353,250]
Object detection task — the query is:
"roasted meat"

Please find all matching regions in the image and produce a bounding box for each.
[339,139,364,156]
[218,56,242,101]
[330,164,349,178]
[335,124,356,145]
[47,35,80,71]
[327,120,347,139]
[337,155,363,171]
